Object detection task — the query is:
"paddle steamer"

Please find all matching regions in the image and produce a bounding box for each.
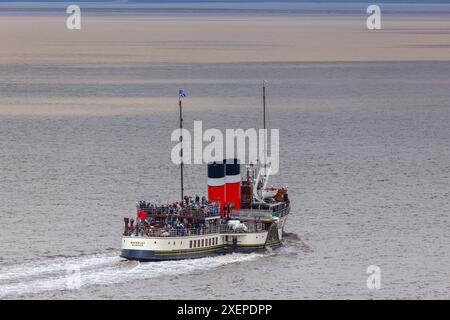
[121,83,290,261]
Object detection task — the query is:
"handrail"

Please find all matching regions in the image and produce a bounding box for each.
[125,226,220,237]
[219,223,269,233]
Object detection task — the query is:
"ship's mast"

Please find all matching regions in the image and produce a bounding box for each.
[179,93,184,203]
[262,80,267,176]
[253,81,269,203]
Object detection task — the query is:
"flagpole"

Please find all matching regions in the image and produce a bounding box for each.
[179,94,184,204]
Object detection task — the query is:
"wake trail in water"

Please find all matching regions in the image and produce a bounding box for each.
[0,252,265,298]
[0,253,121,282]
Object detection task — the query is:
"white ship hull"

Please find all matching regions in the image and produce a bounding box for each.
[121,217,287,261]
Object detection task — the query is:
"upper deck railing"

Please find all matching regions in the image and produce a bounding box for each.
[233,203,290,220]
[125,225,221,237]
[124,223,270,237]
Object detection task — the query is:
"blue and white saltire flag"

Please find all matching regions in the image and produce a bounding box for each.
[179,89,186,98]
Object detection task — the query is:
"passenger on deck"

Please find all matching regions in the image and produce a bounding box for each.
[138,210,146,222]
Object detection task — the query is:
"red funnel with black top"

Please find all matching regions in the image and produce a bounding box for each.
[207,161,225,209]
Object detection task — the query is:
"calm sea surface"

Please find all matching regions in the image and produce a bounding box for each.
[0,5,449,299]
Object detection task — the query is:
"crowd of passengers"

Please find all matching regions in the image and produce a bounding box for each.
[124,196,224,237]
[133,218,214,237]
[136,195,220,217]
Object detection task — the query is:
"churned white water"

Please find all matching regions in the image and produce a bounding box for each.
[0,252,265,298]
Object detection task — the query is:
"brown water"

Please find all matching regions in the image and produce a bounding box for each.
[0,3,449,299]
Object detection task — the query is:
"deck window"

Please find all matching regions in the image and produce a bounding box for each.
[201,239,204,247]
[190,240,192,248]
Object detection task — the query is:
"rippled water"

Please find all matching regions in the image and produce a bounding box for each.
[0,59,449,299]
